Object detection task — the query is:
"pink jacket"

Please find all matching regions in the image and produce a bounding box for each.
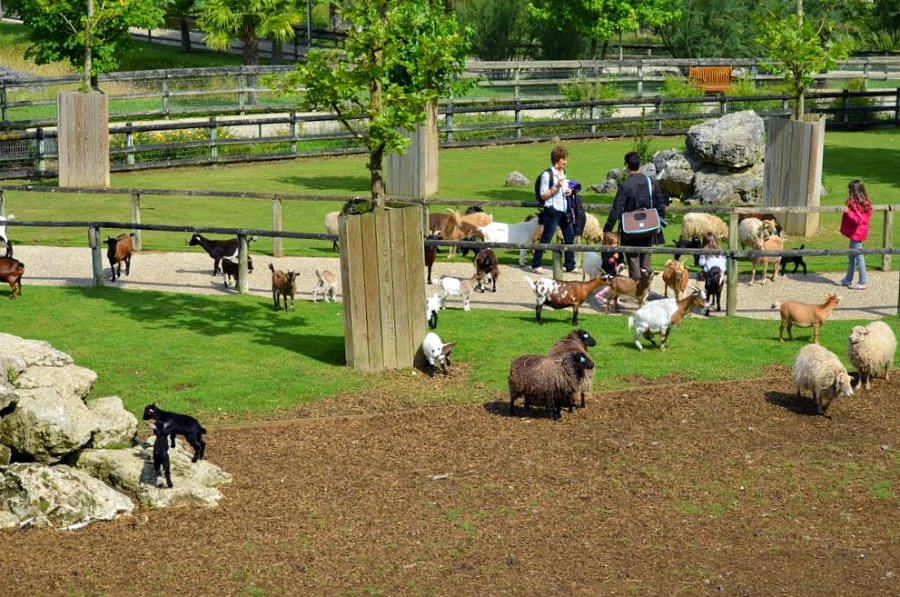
[840,200,872,242]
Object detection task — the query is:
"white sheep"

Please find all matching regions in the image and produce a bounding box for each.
[628,293,707,352]
[792,343,854,415]
[422,332,455,377]
[478,217,541,266]
[324,211,340,251]
[680,212,728,242]
[426,294,442,329]
[738,217,777,250]
[847,321,897,390]
[438,273,483,311]
[508,351,595,420]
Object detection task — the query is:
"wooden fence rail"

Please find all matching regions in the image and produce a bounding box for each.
[3,88,899,180]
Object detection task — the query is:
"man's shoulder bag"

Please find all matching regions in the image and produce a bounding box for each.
[621,176,661,238]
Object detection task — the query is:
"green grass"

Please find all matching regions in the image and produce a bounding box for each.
[1,286,897,422]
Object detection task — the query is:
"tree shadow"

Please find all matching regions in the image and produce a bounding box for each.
[824,145,900,190]
[273,175,369,193]
[58,287,346,365]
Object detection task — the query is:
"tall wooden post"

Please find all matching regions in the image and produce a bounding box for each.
[385,102,439,199]
[339,205,426,372]
[57,92,110,188]
[763,115,824,237]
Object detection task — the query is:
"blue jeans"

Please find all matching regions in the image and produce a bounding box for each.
[843,240,867,285]
[532,208,576,271]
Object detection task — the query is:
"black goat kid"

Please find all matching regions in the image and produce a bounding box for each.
[151,421,173,488]
[780,244,808,275]
[189,233,256,276]
[143,403,207,462]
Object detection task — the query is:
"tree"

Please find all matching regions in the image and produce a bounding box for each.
[194,0,302,66]
[166,0,198,54]
[755,1,850,120]
[655,0,760,58]
[271,0,472,208]
[455,0,529,60]
[526,0,680,59]
[7,0,168,91]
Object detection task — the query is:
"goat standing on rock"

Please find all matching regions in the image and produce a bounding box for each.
[105,233,133,282]
[143,403,207,462]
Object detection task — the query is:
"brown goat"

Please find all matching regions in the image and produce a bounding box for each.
[776,293,841,343]
[441,209,490,258]
[105,233,133,282]
[0,257,24,299]
[473,248,500,292]
[661,258,689,300]
[424,234,439,284]
[268,263,297,310]
[526,275,609,325]
[749,233,784,285]
[604,270,659,313]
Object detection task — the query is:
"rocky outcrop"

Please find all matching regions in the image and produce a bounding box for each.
[593,110,767,205]
[0,333,231,529]
[505,171,530,187]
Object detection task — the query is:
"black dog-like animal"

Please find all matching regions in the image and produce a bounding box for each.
[151,422,173,488]
[143,403,207,462]
[780,244,808,275]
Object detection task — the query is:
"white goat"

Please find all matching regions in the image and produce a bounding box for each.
[438,273,483,311]
[422,332,455,377]
[628,293,707,351]
[426,294,442,329]
[0,214,14,258]
[312,269,337,302]
[478,217,542,267]
[792,343,854,415]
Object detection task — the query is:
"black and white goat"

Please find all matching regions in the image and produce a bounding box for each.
[189,233,256,276]
[0,214,14,258]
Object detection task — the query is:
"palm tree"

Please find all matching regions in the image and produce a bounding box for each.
[195,0,302,66]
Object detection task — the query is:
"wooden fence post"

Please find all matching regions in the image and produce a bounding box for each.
[126,122,135,166]
[130,193,142,251]
[726,212,739,316]
[883,209,894,272]
[88,226,104,286]
[238,235,249,294]
[209,117,218,160]
[0,190,5,217]
[273,197,284,258]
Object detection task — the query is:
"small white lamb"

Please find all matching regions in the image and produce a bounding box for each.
[792,343,854,415]
[422,332,455,377]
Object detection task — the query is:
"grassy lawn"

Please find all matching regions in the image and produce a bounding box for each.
[2,285,895,422]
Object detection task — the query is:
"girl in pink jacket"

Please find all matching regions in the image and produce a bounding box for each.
[839,179,873,290]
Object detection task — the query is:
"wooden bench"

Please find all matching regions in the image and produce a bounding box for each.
[688,66,733,94]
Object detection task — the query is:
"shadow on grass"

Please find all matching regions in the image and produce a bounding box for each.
[58,286,346,365]
[823,145,900,189]
[274,175,369,193]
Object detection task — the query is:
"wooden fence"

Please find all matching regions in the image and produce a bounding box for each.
[3,88,899,180]
[1,185,896,316]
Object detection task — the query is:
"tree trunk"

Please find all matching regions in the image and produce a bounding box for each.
[243,27,259,105]
[370,144,386,209]
[84,0,94,92]
[180,18,192,53]
[272,40,283,64]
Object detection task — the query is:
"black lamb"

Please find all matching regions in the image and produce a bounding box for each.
[143,403,207,462]
[151,422,173,488]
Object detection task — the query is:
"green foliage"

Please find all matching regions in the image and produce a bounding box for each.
[873,0,900,32]
[754,8,852,120]
[455,0,529,60]
[556,77,618,120]
[6,0,168,89]
[653,0,760,58]
[194,0,302,65]
[527,0,680,58]
[725,75,788,113]
[630,108,655,164]
[269,0,472,206]
[827,78,883,123]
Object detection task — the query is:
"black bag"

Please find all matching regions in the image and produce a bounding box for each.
[533,167,554,207]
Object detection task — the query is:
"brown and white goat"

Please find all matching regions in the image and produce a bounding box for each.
[603,270,658,313]
[105,233,133,281]
[628,292,707,352]
[441,209,491,259]
[661,258,689,300]
[0,257,24,299]
[269,263,298,310]
[749,233,784,285]
[775,293,841,343]
[312,269,337,303]
[526,275,608,325]
[473,248,500,292]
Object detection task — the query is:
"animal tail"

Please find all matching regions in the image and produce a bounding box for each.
[771,301,781,309]
[268,263,275,273]
[521,275,536,292]
[627,316,635,330]
[199,426,208,435]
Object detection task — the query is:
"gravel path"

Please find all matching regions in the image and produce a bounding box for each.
[12,245,898,320]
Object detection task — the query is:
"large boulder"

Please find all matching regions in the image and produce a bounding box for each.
[14,364,97,402]
[75,442,231,508]
[505,171,529,187]
[654,151,698,199]
[86,396,137,448]
[692,162,764,205]
[0,388,96,464]
[685,110,764,169]
[0,333,74,368]
[0,462,134,528]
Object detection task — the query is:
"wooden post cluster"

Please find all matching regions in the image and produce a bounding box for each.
[338,205,426,372]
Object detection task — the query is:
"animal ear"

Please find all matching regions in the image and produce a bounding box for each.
[442,342,456,356]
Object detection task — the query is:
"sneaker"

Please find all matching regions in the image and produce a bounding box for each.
[839,279,852,287]
[567,267,582,275]
[849,283,866,290]
[530,266,545,274]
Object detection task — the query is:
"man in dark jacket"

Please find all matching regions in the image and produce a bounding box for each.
[602,151,667,279]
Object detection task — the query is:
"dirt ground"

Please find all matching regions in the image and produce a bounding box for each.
[2,369,898,596]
